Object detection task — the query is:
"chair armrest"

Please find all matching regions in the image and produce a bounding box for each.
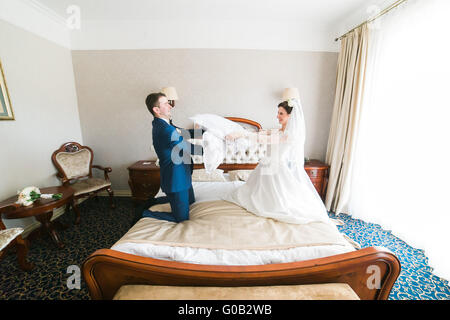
[92,165,112,180]
[55,172,70,186]
[92,165,112,172]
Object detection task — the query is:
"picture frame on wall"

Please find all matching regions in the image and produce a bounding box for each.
[0,59,14,120]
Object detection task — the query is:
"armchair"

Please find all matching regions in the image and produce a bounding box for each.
[0,204,34,271]
[52,142,114,224]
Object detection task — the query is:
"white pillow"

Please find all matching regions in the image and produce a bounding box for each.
[228,170,253,182]
[189,114,246,139]
[192,168,227,182]
[189,114,252,173]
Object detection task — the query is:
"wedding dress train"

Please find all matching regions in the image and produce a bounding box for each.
[223,138,330,225]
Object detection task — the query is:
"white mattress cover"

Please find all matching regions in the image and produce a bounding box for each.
[112,181,356,265]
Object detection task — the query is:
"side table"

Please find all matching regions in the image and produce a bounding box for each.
[0,186,78,249]
[304,160,330,201]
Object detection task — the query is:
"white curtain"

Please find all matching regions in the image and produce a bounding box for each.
[345,0,450,280]
[325,24,369,214]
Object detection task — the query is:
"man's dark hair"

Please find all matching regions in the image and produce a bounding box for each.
[145,92,166,117]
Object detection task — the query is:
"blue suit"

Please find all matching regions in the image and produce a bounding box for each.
[139,117,201,223]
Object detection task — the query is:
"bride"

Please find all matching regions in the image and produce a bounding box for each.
[191,98,330,225]
[218,98,330,225]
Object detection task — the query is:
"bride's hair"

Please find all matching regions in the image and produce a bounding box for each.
[278,101,293,114]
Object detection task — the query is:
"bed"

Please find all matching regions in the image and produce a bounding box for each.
[82,117,401,300]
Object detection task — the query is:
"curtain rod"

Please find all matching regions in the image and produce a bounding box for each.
[334,0,408,41]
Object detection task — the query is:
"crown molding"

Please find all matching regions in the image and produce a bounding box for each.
[70,19,340,52]
[0,0,341,52]
[23,0,66,25]
[0,0,71,48]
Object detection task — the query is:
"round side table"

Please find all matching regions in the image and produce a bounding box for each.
[0,186,77,249]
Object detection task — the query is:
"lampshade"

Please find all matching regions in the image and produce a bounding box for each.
[282,88,300,100]
[161,87,179,100]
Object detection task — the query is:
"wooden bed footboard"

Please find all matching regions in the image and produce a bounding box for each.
[82,246,400,300]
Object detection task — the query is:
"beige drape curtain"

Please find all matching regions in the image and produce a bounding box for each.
[325,24,369,214]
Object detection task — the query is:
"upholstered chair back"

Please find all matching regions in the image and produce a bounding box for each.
[54,148,92,179]
[52,142,94,182]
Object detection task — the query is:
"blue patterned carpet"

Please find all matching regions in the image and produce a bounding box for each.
[0,197,449,300]
[329,212,450,300]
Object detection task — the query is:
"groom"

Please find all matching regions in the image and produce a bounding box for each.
[135,92,203,223]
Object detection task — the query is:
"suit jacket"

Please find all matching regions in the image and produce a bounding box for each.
[152,117,199,193]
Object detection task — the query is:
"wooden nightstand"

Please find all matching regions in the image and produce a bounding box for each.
[128,161,160,205]
[304,159,329,201]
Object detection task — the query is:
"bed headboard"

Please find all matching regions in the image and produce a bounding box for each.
[192,117,267,171]
[224,117,262,131]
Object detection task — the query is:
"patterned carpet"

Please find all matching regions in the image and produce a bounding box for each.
[0,197,449,300]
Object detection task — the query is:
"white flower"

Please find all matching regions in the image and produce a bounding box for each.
[20,186,41,195]
[16,186,41,207]
[15,186,63,206]
[287,98,295,107]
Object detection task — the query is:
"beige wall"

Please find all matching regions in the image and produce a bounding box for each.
[72,49,338,191]
[0,20,83,229]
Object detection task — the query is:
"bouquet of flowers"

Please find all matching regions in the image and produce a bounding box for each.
[16,186,62,207]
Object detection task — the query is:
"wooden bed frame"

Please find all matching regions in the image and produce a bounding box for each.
[83,247,400,300]
[82,117,401,300]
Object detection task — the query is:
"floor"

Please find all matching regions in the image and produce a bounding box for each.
[0,197,449,300]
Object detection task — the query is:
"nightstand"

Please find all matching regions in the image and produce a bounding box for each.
[128,160,160,205]
[304,159,329,201]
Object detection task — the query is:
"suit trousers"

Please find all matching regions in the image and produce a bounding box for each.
[139,186,195,223]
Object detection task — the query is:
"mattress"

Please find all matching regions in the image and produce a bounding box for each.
[111,181,358,265]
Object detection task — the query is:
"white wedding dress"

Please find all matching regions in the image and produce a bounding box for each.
[194,98,330,225]
[223,141,330,225]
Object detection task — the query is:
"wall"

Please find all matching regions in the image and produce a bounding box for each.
[0,19,83,230]
[71,48,338,191]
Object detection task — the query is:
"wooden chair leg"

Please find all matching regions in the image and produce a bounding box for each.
[14,236,34,271]
[64,202,70,216]
[106,187,115,209]
[71,199,81,225]
[0,248,7,261]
